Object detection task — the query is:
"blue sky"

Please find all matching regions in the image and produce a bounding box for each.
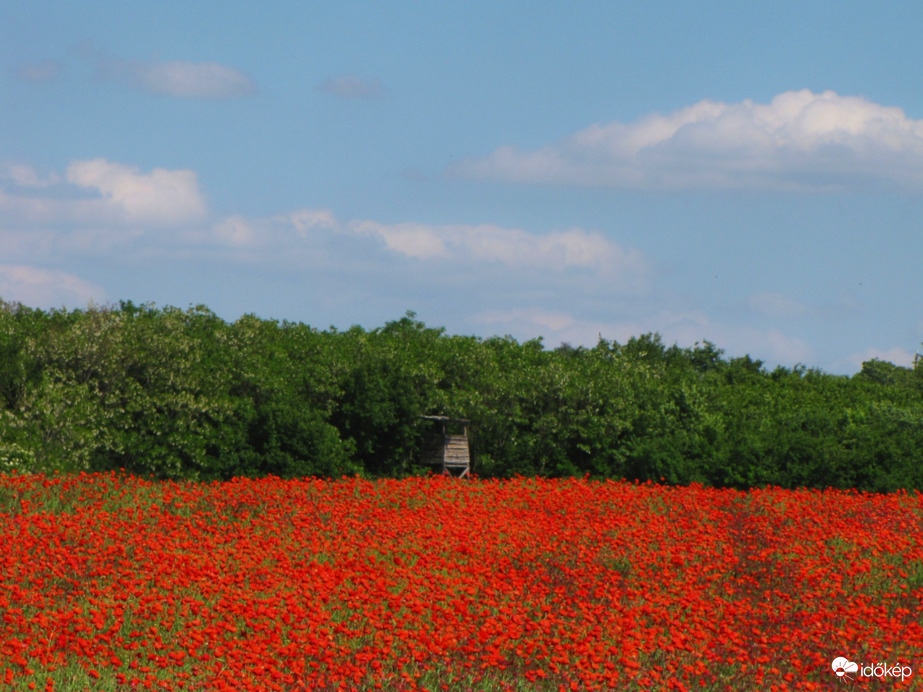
[3,1,923,373]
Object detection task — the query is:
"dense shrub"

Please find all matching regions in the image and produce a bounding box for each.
[1,299,921,490]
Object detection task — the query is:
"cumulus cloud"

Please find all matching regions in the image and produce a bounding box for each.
[0,159,207,227]
[211,209,338,248]
[66,159,207,225]
[283,209,340,237]
[350,220,644,276]
[210,215,258,247]
[206,209,644,279]
[0,265,104,308]
[317,75,386,99]
[0,162,60,188]
[451,89,923,191]
[351,221,448,259]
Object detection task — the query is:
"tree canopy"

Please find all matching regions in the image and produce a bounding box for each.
[1,301,921,491]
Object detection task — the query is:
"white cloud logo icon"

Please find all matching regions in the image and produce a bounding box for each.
[832,657,859,679]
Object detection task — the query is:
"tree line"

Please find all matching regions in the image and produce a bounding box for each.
[1,300,921,491]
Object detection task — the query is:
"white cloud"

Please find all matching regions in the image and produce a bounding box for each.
[212,215,260,247]
[757,330,815,366]
[317,75,386,99]
[210,209,338,248]
[0,159,207,229]
[350,221,448,259]
[474,308,813,366]
[746,291,862,322]
[350,220,644,277]
[96,57,256,99]
[0,265,104,308]
[16,60,62,82]
[747,292,813,319]
[73,43,255,98]
[0,162,60,188]
[451,90,923,191]
[286,209,339,234]
[639,312,812,365]
[843,346,915,370]
[474,309,578,334]
[136,61,256,99]
[205,210,646,281]
[0,189,84,227]
[65,159,207,225]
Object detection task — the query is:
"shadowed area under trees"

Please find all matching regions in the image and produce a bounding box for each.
[1,300,921,491]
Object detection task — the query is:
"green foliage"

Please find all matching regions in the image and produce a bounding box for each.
[205,313,356,479]
[1,300,922,490]
[330,314,442,476]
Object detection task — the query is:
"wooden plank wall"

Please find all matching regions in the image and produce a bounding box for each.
[443,435,470,467]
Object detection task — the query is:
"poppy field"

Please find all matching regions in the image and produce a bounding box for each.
[0,473,921,691]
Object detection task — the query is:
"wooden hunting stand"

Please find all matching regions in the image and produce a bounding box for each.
[420,416,471,477]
